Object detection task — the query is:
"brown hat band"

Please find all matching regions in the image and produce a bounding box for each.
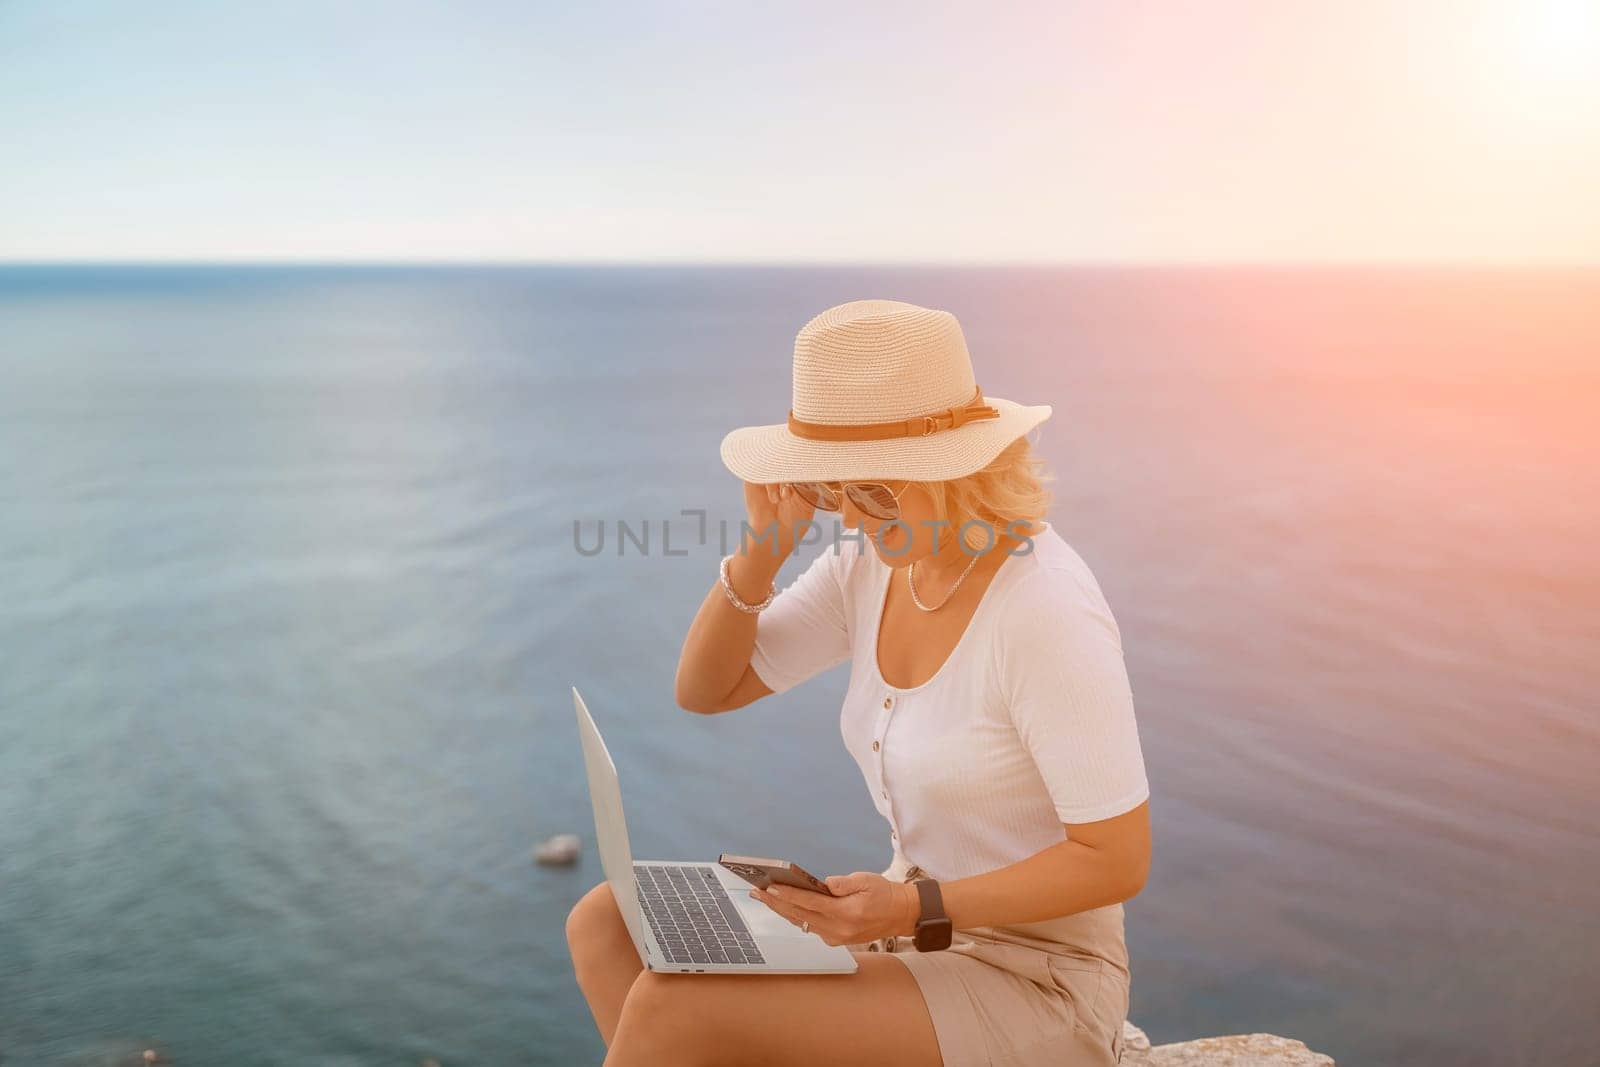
[787,385,1000,442]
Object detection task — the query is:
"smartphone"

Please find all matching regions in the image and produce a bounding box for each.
[718,853,837,896]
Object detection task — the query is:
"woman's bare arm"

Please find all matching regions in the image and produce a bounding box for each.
[674,551,781,714]
[935,801,1152,930]
[673,483,813,714]
[752,801,1152,943]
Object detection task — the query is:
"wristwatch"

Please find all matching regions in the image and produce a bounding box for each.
[911,878,953,951]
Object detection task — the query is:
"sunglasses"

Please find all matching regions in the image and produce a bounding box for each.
[787,480,912,520]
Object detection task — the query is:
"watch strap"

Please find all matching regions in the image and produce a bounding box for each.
[912,878,952,951]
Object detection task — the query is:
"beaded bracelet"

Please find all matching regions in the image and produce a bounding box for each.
[719,553,776,613]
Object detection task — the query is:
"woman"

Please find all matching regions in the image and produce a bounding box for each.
[566,300,1151,1066]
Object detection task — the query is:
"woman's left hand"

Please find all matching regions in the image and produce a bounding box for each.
[748,871,921,946]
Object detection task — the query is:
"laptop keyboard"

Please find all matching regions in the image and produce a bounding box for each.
[635,864,767,967]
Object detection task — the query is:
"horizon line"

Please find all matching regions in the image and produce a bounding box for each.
[2,257,1598,270]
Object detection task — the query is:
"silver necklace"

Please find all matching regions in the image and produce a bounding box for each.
[907,552,982,612]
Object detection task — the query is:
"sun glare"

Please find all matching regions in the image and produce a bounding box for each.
[1470,0,1600,137]
[1518,0,1600,81]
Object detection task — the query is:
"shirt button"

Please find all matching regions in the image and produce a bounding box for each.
[872,740,880,751]
[883,697,892,708]
[891,829,897,839]
[881,789,887,799]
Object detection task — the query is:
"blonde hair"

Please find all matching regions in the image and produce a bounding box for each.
[918,434,1054,551]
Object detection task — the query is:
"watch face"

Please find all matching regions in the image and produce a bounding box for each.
[915,917,953,951]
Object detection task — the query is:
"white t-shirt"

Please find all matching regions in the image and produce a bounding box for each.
[750,522,1150,884]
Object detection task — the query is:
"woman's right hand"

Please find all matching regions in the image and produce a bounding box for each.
[740,480,817,562]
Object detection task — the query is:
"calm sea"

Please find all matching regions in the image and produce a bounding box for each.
[1,265,1596,1066]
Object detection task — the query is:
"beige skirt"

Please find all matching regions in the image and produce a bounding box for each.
[847,856,1130,1067]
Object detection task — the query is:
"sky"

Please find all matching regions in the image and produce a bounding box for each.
[1,0,1597,263]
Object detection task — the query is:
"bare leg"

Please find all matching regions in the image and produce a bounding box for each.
[565,881,647,1047]
[603,951,942,1067]
[568,878,942,1067]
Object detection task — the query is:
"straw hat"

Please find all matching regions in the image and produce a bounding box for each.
[720,299,1052,483]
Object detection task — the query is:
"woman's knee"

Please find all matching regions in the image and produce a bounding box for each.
[565,881,632,968]
[619,968,679,1014]
[612,971,709,1062]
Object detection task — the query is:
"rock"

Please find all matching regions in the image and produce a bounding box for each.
[1121,1021,1334,1065]
[534,833,581,865]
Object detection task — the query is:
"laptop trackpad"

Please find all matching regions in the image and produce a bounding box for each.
[734,893,811,937]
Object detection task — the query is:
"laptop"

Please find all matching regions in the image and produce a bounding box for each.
[572,686,858,975]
